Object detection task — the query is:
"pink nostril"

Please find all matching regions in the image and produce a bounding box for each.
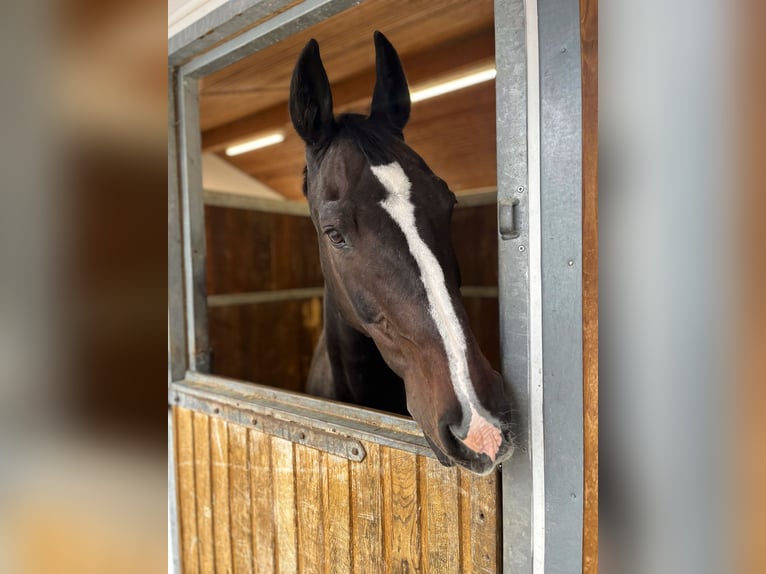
[456,410,503,462]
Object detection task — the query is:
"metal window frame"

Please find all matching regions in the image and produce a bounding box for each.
[167,1,584,572]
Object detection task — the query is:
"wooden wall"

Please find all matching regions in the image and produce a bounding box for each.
[204,203,500,393]
[205,206,324,392]
[173,406,499,574]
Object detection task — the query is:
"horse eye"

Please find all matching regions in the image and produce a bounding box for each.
[326,229,346,246]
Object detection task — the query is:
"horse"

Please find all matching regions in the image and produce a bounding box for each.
[289,31,514,475]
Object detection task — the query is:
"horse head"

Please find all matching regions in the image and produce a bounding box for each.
[289,32,514,474]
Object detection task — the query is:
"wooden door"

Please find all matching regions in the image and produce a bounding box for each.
[173,404,500,574]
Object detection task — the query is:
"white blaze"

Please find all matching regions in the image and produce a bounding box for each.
[370,162,498,433]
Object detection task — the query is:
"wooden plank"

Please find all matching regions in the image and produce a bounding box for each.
[351,442,384,574]
[420,456,460,573]
[229,423,254,574]
[295,446,324,574]
[272,436,298,574]
[175,407,200,574]
[210,417,233,574]
[193,412,216,574]
[458,469,472,574]
[385,448,421,574]
[580,0,599,571]
[322,453,352,574]
[381,447,393,573]
[463,469,499,574]
[249,429,276,574]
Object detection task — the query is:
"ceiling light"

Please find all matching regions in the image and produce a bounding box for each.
[410,66,497,103]
[225,132,285,156]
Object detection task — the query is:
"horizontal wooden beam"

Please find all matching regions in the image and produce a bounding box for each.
[204,187,497,214]
[204,189,310,215]
[207,285,498,307]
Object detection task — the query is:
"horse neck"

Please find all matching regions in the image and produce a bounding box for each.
[322,290,408,414]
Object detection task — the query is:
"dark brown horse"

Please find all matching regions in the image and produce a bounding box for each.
[289,32,513,475]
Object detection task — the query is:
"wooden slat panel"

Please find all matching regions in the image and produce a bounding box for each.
[385,448,421,574]
[175,410,502,574]
[229,424,254,574]
[272,436,298,574]
[175,407,200,574]
[463,470,498,574]
[322,453,352,574]
[211,417,233,574]
[193,412,216,574]
[351,443,384,574]
[250,429,276,574]
[420,456,460,573]
[295,446,324,574]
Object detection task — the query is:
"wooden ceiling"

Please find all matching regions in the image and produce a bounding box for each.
[198,0,497,201]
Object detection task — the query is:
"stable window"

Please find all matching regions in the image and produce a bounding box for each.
[168,1,585,573]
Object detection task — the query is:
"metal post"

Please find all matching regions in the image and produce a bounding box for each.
[495,0,534,571]
[168,68,187,383]
[177,73,211,373]
[496,0,584,571]
[538,0,585,569]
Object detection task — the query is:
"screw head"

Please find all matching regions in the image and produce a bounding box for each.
[516,185,524,193]
[518,245,526,252]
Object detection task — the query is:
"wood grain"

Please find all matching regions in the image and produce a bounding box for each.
[421,457,460,573]
[199,0,494,130]
[249,429,276,574]
[175,407,200,574]
[201,27,495,153]
[210,417,233,574]
[385,448,421,574]
[193,412,216,574]
[322,453,352,574]
[351,443,384,574]
[272,436,298,574]
[465,470,499,574]
[580,0,599,570]
[228,423,254,574]
[295,446,324,574]
[175,413,502,574]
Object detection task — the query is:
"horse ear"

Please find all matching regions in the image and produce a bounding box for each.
[369,31,410,136]
[290,39,334,146]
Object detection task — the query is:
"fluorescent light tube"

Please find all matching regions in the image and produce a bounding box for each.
[225,132,285,156]
[410,67,497,103]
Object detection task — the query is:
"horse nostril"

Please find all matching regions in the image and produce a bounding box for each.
[450,416,503,462]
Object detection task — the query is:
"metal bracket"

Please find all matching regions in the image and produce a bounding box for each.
[174,390,367,462]
[252,412,367,462]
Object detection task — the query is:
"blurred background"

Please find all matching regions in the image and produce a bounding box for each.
[0,1,166,573]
